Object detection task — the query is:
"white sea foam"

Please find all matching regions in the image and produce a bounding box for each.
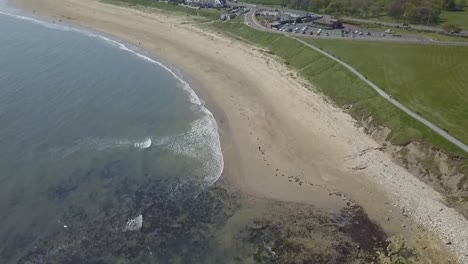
[0,10,224,185]
[134,138,152,149]
[151,111,224,186]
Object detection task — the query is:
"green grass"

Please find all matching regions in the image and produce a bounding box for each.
[208,22,466,155]
[303,39,468,148]
[440,9,468,30]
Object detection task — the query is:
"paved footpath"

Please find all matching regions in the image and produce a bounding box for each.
[246,10,468,153]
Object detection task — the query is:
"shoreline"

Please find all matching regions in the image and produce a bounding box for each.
[6,0,468,262]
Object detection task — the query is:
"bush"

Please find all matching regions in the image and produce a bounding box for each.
[442,23,462,33]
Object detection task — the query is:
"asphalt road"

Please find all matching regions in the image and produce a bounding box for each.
[244,9,468,153]
[341,16,468,36]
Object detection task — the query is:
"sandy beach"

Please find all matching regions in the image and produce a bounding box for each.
[9,0,468,262]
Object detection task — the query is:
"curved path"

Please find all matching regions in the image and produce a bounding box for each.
[245,10,468,153]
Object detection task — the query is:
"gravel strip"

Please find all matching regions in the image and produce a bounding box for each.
[322,112,468,263]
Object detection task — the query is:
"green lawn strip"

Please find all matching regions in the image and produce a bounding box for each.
[302,39,468,149]
[209,22,466,156]
[440,9,468,30]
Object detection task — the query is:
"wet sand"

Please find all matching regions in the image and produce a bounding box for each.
[9,0,459,262]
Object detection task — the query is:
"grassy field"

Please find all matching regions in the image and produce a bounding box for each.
[302,39,468,146]
[208,22,467,156]
[440,9,468,30]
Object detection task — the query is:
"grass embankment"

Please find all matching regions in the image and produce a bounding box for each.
[210,22,466,156]
[302,39,468,147]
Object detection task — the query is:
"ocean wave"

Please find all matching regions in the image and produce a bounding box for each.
[152,112,224,186]
[134,138,152,149]
[0,10,224,186]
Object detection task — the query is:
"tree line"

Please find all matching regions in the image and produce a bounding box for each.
[278,0,466,24]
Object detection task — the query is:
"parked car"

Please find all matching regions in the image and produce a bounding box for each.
[366,31,371,36]
[358,31,363,35]
[325,32,329,36]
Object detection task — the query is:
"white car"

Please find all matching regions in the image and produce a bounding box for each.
[317,28,322,33]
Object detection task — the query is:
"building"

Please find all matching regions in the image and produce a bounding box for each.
[220,12,237,20]
[312,18,343,29]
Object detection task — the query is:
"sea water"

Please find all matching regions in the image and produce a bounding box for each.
[0,8,224,263]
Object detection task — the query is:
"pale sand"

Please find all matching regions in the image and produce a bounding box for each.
[9,0,466,261]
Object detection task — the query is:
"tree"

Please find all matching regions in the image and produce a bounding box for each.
[387,0,406,20]
[326,1,343,13]
[443,0,457,10]
[309,0,325,11]
[455,0,466,10]
[443,0,465,10]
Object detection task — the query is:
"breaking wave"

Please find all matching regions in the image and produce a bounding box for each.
[134,138,152,149]
[1,10,224,186]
